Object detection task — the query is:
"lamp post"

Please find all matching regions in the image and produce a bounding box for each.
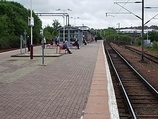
[30,0,33,59]
[63,14,65,41]
[71,17,79,26]
[24,29,27,53]
[56,9,72,41]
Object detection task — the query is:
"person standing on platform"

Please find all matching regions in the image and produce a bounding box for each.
[55,36,60,46]
[74,38,80,49]
[27,36,31,52]
[83,39,87,45]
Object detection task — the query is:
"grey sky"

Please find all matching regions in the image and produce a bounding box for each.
[11,0,158,29]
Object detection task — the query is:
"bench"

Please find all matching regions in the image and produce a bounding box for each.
[70,42,80,49]
[46,42,54,48]
[58,45,67,54]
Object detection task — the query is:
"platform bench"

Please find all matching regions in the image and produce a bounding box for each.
[59,45,67,54]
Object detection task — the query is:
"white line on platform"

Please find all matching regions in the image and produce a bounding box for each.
[102,41,120,119]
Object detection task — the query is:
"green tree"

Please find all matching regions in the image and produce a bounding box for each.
[52,19,61,35]
[152,41,158,51]
[0,1,42,49]
[44,19,61,41]
[148,31,158,42]
[0,15,10,36]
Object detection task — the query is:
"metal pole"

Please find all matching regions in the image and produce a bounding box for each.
[40,29,45,65]
[30,0,33,59]
[20,35,23,54]
[24,29,27,53]
[67,15,70,26]
[42,36,45,65]
[65,14,68,26]
[141,0,144,61]
[63,14,65,41]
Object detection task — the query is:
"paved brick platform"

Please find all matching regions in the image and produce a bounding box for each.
[83,43,110,119]
[0,42,99,119]
[0,41,119,119]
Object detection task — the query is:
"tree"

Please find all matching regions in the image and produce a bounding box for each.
[0,1,42,49]
[52,19,61,37]
[44,19,61,41]
[148,31,158,42]
[0,15,10,36]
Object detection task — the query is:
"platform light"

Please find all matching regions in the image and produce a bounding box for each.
[71,17,80,26]
[30,0,33,59]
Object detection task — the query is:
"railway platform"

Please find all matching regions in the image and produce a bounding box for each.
[0,41,119,119]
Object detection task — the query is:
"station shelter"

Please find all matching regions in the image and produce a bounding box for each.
[58,26,83,47]
[77,26,95,43]
[58,26,95,47]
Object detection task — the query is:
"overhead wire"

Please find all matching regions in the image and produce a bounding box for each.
[114,0,130,17]
[106,0,130,27]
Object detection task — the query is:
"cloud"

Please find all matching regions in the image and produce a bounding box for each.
[10,0,158,29]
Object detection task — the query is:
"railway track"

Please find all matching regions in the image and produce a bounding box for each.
[104,42,158,119]
[125,45,158,64]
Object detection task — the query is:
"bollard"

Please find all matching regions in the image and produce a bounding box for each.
[20,35,23,54]
[41,36,45,65]
[40,29,46,66]
[24,29,27,53]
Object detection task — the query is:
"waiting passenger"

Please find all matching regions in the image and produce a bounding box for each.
[83,39,87,45]
[63,40,72,54]
[55,36,60,46]
[71,38,80,49]
[27,36,31,52]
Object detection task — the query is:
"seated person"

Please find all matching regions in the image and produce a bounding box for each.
[50,41,53,45]
[61,41,72,54]
[71,38,80,49]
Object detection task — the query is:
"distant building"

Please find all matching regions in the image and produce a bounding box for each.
[58,26,83,46]
[119,28,158,37]
[77,26,95,43]
[118,28,157,45]
[144,39,152,47]
[58,25,95,46]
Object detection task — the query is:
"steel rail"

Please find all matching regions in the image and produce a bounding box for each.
[113,47,158,96]
[125,46,158,64]
[105,44,137,119]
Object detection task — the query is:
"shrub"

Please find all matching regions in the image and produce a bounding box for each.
[152,41,158,51]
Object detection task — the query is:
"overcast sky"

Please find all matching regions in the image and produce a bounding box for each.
[11,0,158,29]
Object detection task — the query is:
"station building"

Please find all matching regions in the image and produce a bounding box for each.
[58,26,95,47]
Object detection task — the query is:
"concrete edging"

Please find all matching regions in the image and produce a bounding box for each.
[102,42,120,119]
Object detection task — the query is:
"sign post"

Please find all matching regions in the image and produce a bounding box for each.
[20,35,23,54]
[40,29,45,65]
[24,29,27,53]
